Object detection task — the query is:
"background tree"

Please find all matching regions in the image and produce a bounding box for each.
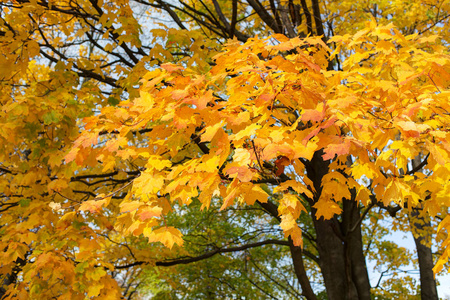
[0,0,449,299]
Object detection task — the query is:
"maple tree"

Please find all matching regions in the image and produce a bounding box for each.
[1,0,450,299]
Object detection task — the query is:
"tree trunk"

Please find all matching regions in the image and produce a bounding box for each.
[305,152,371,300]
[409,154,439,300]
[313,216,355,300]
[342,198,372,300]
[409,208,439,300]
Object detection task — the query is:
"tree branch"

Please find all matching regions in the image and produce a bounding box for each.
[247,0,282,33]
[311,0,325,38]
[406,153,430,175]
[300,0,313,35]
[230,0,238,38]
[115,239,290,269]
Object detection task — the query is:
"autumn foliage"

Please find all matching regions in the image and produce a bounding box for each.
[1,0,450,299]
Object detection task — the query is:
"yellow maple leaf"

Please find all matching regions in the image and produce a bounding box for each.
[279,214,303,247]
[313,198,342,220]
[144,226,183,249]
[274,180,313,199]
[119,201,143,213]
[201,121,225,142]
[383,179,404,207]
[145,156,172,171]
[233,148,252,165]
[278,193,306,219]
[79,199,108,214]
[134,172,165,195]
[356,186,372,206]
[426,140,449,165]
[239,183,268,205]
[195,155,220,173]
[351,163,377,180]
[47,179,69,193]
[261,143,295,161]
[231,123,261,142]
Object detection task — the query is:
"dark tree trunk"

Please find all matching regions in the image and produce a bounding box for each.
[409,155,438,300]
[409,208,439,300]
[342,198,372,300]
[304,152,371,300]
[313,217,354,300]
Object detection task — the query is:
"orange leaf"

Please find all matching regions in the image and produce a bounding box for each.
[322,139,351,160]
[301,109,324,122]
[138,206,162,221]
[274,156,290,176]
[225,165,254,182]
[79,199,108,213]
[161,63,184,72]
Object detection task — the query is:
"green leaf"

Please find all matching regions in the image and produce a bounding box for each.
[72,220,87,230]
[24,122,40,139]
[19,198,31,207]
[43,110,60,125]
[107,97,120,106]
[75,261,89,273]
[66,99,78,105]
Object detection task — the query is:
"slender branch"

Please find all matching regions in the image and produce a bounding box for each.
[300,0,313,35]
[211,0,231,32]
[71,170,140,181]
[115,239,290,269]
[157,239,289,266]
[311,0,325,38]
[247,0,281,33]
[406,153,430,175]
[246,276,278,299]
[268,0,282,32]
[0,166,17,175]
[251,259,302,298]
[0,202,19,213]
[156,0,187,30]
[349,202,375,233]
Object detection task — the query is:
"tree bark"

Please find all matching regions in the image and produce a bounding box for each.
[342,198,372,300]
[409,154,438,300]
[304,152,371,300]
[409,208,439,300]
[313,216,354,300]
